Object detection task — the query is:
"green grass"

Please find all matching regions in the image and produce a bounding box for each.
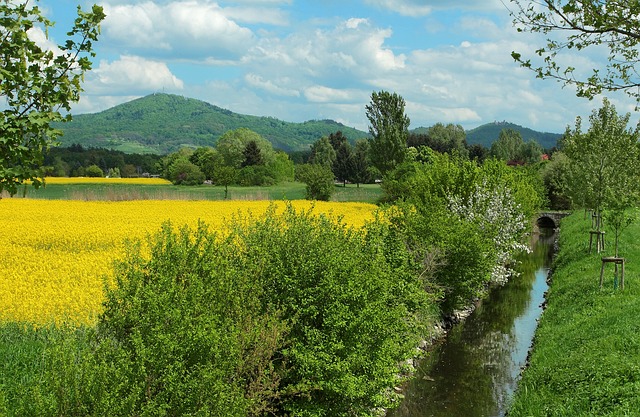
[16,182,382,203]
[0,324,49,414]
[509,212,640,416]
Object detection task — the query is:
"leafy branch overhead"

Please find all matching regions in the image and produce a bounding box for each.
[509,0,640,101]
[0,1,105,196]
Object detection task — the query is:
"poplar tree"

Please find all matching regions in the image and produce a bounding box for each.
[365,90,410,176]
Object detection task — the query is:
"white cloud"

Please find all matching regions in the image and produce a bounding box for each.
[102,1,255,60]
[364,0,433,16]
[364,0,504,16]
[61,0,639,136]
[345,18,368,29]
[223,6,289,25]
[27,27,61,55]
[221,0,291,4]
[457,16,504,40]
[304,85,360,103]
[247,17,405,86]
[90,55,184,94]
[244,74,300,97]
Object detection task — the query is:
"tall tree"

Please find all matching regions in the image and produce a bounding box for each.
[365,91,410,176]
[333,140,354,187]
[212,165,238,199]
[468,143,489,163]
[520,139,544,164]
[510,0,640,102]
[351,140,372,188]
[309,136,336,168]
[327,131,354,187]
[296,163,335,201]
[241,140,264,167]
[0,1,105,196]
[328,131,349,152]
[490,129,525,162]
[427,123,468,157]
[216,128,274,168]
[190,147,222,181]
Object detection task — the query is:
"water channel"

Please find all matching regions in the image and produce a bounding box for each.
[388,228,555,417]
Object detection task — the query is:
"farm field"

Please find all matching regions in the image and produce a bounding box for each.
[14,178,383,203]
[0,199,377,326]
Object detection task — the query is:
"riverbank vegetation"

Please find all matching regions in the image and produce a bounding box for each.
[509,211,640,415]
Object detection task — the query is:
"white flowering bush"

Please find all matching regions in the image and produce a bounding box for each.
[448,179,530,285]
[381,152,543,312]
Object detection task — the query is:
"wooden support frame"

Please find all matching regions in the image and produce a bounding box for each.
[589,230,605,253]
[600,257,625,290]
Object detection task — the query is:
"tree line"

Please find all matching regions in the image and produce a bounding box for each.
[42,145,162,178]
[39,118,549,198]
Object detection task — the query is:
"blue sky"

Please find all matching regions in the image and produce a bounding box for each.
[34,0,638,134]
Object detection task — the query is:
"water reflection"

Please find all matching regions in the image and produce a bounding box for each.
[388,229,554,417]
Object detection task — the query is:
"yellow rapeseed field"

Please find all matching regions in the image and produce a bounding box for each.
[0,199,376,326]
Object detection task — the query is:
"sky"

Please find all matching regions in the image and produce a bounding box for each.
[31,0,640,134]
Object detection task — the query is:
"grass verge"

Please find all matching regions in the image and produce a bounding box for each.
[13,181,382,203]
[509,212,640,416]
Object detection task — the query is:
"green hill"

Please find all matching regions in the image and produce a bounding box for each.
[55,93,369,154]
[465,121,561,150]
[56,94,561,155]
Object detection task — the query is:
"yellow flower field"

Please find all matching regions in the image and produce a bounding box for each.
[0,199,376,326]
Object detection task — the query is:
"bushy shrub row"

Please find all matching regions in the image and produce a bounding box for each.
[7,205,438,416]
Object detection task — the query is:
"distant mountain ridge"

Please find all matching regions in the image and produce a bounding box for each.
[464,121,561,150]
[56,93,369,154]
[56,94,562,154]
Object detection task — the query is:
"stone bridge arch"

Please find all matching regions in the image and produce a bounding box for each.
[537,211,570,229]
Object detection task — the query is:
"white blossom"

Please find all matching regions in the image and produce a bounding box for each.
[448,179,530,285]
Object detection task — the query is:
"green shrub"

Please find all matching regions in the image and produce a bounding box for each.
[167,158,205,185]
[229,205,436,416]
[237,165,276,186]
[84,164,104,177]
[92,222,284,416]
[295,163,335,201]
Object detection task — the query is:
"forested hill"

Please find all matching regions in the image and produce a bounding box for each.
[55,93,369,154]
[465,121,562,150]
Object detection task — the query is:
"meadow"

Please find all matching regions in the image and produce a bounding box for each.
[0,198,377,326]
[13,177,383,203]
[509,212,640,415]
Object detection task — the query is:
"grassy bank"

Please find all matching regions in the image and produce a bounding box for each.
[12,181,382,203]
[509,212,640,416]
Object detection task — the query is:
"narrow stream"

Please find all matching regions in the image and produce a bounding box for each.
[388,228,555,417]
